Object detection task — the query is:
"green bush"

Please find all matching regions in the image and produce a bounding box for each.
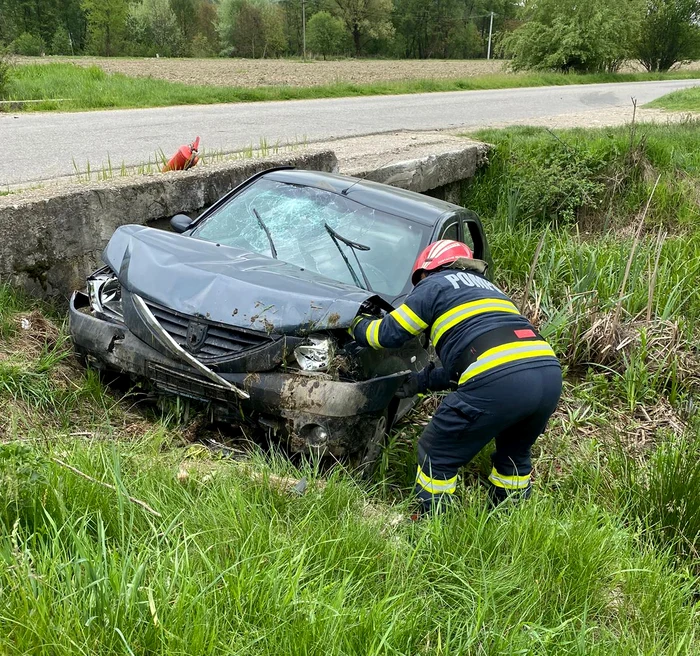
[467,128,610,226]
[465,123,700,230]
[636,0,700,72]
[307,11,348,59]
[128,0,185,57]
[9,32,45,56]
[502,0,641,73]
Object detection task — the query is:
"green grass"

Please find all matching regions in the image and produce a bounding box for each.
[462,121,700,407]
[465,121,700,231]
[647,85,700,111]
[1,437,698,654]
[2,120,700,652]
[0,298,698,653]
[3,62,700,112]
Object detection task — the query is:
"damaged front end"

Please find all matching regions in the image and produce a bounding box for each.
[71,232,427,459]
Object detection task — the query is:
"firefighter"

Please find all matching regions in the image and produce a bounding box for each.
[350,240,562,513]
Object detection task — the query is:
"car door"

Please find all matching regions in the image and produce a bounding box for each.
[438,215,461,242]
[460,209,490,267]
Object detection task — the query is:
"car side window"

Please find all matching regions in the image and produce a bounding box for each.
[440,220,459,241]
[461,219,476,252]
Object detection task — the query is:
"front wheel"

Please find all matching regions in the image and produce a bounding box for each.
[352,410,388,480]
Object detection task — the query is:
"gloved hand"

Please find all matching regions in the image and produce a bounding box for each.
[347,313,375,338]
[395,362,435,399]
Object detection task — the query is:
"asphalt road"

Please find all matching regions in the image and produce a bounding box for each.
[2,79,698,187]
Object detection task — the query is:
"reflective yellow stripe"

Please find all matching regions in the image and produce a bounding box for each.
[348,315,365,337]
[390,304,428,336]
[402,304,427,329]
[366,319,382,349]
[488,467,531,490]
[458,340,556,385]
[431,298,520,345]
[416,465,458,495]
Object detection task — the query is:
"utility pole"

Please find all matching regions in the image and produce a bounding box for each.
[487,11,494,60]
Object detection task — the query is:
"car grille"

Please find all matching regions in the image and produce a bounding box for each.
[146,362,234,403]
[146,302,273,360]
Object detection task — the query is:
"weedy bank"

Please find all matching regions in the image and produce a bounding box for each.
[2,62,700,112]
[1,121,699,653]
[648,86,700,112]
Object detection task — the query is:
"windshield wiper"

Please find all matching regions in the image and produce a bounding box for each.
[252,208,278,259]
[324,223,372,291]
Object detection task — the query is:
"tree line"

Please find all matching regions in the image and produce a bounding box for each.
[0,0,698,71]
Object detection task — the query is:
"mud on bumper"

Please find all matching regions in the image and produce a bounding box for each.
[70,292,407,456]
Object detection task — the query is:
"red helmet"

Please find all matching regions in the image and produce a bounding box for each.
[411,240,474,285]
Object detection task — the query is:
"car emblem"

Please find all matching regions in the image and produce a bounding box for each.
[185,321,208,353]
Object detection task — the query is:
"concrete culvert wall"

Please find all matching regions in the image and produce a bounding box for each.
[0,151,337,300]
[0,134,489,302]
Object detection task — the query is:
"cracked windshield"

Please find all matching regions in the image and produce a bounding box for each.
[192,179,427,297]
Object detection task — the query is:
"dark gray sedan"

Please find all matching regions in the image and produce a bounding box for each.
[69,168,489,470]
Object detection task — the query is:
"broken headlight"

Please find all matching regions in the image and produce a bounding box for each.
[294,335,335,372]
[87,270,123,321]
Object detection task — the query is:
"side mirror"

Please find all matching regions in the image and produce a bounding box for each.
[170,213,193,233]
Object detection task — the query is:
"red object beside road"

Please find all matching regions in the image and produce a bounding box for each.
[162,136,200,172]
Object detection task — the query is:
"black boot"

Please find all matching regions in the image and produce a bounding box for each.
[487,483,532,508]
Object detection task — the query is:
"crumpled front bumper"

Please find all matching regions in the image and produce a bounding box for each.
[69,291,409,456]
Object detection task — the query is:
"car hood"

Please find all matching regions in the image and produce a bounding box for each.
[103,225,391,334]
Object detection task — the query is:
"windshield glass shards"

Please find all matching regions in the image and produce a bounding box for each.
[191,179,427,297]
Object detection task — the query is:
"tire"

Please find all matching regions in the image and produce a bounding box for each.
[353,410,389,480]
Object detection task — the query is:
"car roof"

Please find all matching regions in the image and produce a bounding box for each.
[263,169,462,226]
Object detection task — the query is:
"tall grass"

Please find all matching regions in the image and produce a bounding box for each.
[467,122,700,231]
[0,437,697,655]
[0,281,698,652]
[463,123,700,406]
[3,63,700,112]
[613,432,700,565]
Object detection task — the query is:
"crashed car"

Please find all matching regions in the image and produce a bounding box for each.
[70,167,489,470]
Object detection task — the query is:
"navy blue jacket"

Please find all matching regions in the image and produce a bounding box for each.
[352,268,559,389]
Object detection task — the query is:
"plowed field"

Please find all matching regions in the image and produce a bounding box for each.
[17,57,508,87]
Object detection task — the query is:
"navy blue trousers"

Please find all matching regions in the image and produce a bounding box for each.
[414,363,562,511]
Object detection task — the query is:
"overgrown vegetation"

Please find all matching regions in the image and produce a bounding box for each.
[647,85,700,110]
[0,48,11,99]
[503,0,642,73]
[4,62,700,112]
[7,31,44,56]
[637,0,700,72]
[464,123,700,388]
[2,120,700,651]
[504,0,700,73]
[0,300,698,652]
[460,120,700,562]
[467,120,700,230]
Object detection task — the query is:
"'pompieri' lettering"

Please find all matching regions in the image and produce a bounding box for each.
[445,272,498,291]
